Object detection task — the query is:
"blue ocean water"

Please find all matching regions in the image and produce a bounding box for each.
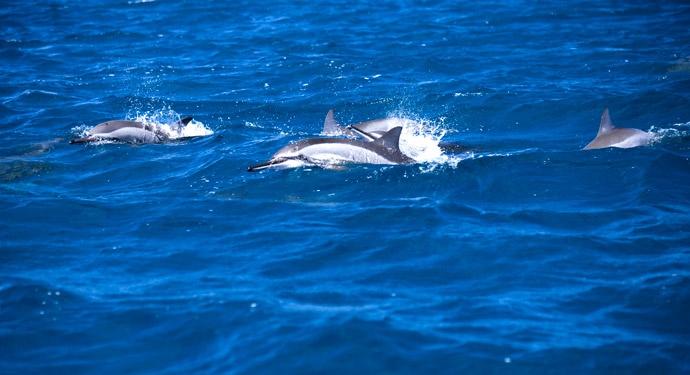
[2,0,690,373]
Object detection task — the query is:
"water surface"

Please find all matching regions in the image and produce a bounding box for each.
[2,1,690,373]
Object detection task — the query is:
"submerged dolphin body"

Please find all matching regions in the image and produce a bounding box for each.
[248,126,414,171]
[70,116,194,144]
[323,110,471,153]
[583,109,653,150]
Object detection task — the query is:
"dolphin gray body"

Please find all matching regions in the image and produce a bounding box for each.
[583,109,653,150]
[323,110,471,153]
[323,109,409,140]
[248,126,414,171]
[70,116,193,144]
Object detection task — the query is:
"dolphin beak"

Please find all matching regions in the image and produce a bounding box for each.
[70,137,92,144]
[247,157,288,172]
[348,125,376,141]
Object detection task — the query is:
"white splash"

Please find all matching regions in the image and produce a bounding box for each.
[397,118,446,162]
[132,109,213,139]
[386,112,470,170]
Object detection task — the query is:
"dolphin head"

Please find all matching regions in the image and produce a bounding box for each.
[247,153,312,172]
[247,141,314,171]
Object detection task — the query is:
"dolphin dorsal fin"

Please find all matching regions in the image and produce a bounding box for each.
[179,116,193,126]
[323,110,342,135]
[373,126,404,150]
[598,108,614,135]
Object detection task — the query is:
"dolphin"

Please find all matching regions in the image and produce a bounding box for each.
[70,116,193,144]
[583,109,654,150]
[248,126,414,171]
[322,109,414,140]
[323,110,471,153]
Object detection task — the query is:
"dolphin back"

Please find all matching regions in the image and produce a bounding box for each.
[89,120,145,135]
[178,116,193,126]
[71,126,161,144]
[584,108,652,150]
[352,118,407,139]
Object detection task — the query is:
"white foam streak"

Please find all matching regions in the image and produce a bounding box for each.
[648,125,690,144]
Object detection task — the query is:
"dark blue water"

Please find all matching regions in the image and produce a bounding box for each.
[2,1,690,373]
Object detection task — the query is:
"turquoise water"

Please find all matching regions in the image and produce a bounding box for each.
[2,1,690,373]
